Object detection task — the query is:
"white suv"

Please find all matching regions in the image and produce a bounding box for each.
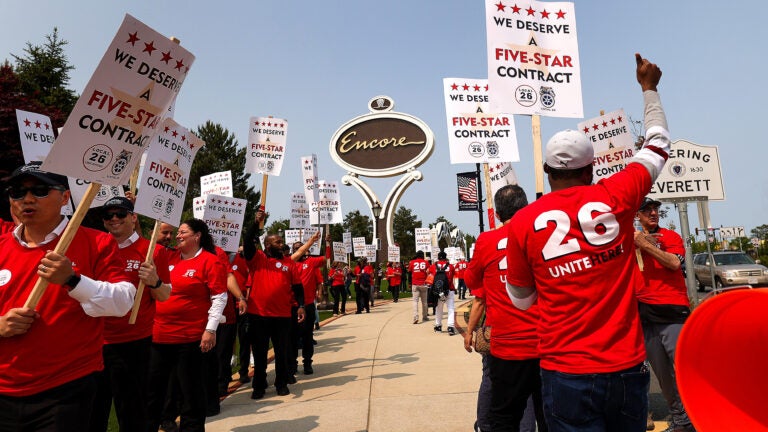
[693,251,768,290]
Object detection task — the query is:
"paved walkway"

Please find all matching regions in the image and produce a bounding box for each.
[205,298,671,432]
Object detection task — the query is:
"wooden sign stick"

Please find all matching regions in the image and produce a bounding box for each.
[483,162,495,229]
[24,182,100,308]
[259,174,268,229]
[531,115,545,199]
[128,219,160,324]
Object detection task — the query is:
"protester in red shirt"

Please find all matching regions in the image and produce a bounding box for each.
[353,257,374,314]
[328,261,347,315]
[385,262,402,303]
[465,185,544,431]
[89,197,171,432]
[428,251,456,334]
[145,218,228,432]
[408,250,429,324]
[454,257,468,299]
[506,54,668,430]
[0,162,134,431]
[289,232,325,377]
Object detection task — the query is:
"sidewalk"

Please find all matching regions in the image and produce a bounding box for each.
[206,299,482,432]
[206,297,672,432]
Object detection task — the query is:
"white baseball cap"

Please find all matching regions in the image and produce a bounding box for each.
[544,129,594,169]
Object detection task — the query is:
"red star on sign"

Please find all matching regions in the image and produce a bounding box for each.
[161,51,173,64]
[224,200,229,205]
[511,4,521,13]
[189,142,195,149]
[451,83,458,90]
[174,59,185,71]
[143,41,156,55]
[267,122,273,127]
[473,84,481,91]
[489,166,495,173]
[484,85,489,91]
[526,7,536,16]
[592,124,599,131]
[495,1,505,11]
[496,163,502,169]
[610,118,616,125]
[462,83,470,90]
[164,126,170,133]
[34,121,41,128]
[261,122,266,126]
[181,135,186,141]
[617,116,623,122]
[556,9,566,19]
[172,130,178,137]
[127,32,139,46]
[601,121,608,128]
[583,126,590,134]
[540,9,550,18]
[44,123,50,130]
[23,119,31,127]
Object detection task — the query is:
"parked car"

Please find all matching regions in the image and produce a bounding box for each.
[693,251,768,291]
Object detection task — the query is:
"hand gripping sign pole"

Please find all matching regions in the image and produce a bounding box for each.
[128,220,160,323]
[24,184,99,308]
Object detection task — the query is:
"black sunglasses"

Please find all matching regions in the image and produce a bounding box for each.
[102,210,131,220]
[6,184,66,200]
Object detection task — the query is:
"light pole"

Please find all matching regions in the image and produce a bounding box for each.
[371,201,382,298]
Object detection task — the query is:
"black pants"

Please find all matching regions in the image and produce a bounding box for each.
[488,354,547,432]
[291,304,317,371]
[330,285,346,314]
[0,373,97,432]
[146,342,206,432]
[202,348,219,415]
[247,314,291,389]
[90,337,151,432]
[356,286,370,313]
[236,312,251,379]
[215,323,237,396]
[390,282,400,301]
[458,278,468,299]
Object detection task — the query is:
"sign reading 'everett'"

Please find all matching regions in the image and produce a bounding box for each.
[330,96,434,177]
[649,139,725,201]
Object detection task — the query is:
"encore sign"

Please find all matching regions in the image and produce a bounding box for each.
[329,95,435,178]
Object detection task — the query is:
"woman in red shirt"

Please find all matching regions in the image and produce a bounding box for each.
[146,219,228,432]
[328,261,347,315]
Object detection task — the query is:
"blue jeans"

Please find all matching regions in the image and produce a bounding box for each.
[541,362,649,432]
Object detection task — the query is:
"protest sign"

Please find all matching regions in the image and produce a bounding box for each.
[286,227,321,256]
[16,109,55,163]
[333,242,347,263]
[415,227,432,254]
[201,170,233,197]
[246,116,288,176]
[443,78,519,164]
[201,194,246,252]
[488,162,519,196]
[192,195,207,220]
[42,14,194,185]
[314,180,343,225]
[343,231,353,254]
[301,154,319,214]
[290,192,311,228]
[134,118,203,225]
[388,246,400,263]
[485,1,582,118]
[577,109,634,181]
[353,236,367,257]
[365,244,376,263]
[69,180,124,209]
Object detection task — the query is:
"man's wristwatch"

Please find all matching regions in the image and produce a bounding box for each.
[64,273,81,290]
[151,278,163,289]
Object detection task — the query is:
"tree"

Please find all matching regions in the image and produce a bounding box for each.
[12,28,78,115]
[265,218,290,236]
[392,206,422,260]
[180,121,259,227]
[343,210,372,242]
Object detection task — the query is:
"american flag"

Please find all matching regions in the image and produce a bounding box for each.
[457,174,478,203]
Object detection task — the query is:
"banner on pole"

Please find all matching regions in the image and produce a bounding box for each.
[443,78,519,164]
[352,236,366,257]
[485,1,582,118]
[42,14,194,184]
[415,227,432,254]
[387,245,400,263]
[16,109,55,163]
[290,192,311,228]
[192,195,207,220]
[333,242,347,263]
[457,171,480,211]
[343,231,353,254]
[200,171,233,197]
[301,154,319,210]
[246,117,288,176]
[577,109,635,182]
[314,180,343,225]
[488,162,519,197]
[365,244,376,263]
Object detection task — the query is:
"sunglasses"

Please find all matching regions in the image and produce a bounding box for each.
[639,206,660,214]
[102,210,131,220]
[6,184,66,200]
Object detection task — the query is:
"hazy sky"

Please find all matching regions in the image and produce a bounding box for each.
[2,0,766,241]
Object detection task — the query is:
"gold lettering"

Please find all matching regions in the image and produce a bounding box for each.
[338,131,425,154]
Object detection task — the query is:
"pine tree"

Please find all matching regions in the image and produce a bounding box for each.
[392,206,421,260]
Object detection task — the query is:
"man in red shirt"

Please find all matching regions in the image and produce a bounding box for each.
[505,54,668,431]
[353,258,374,313]
[408,250,429,324]
[385,262,402,303]
[634,197,694,432]
[465,185,544,432]
[89,196,172,432]
[454,257,468,299]
[290,232,327,376]
[0,162,135,431]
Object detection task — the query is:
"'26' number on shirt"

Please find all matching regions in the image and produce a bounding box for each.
[534,202,620,261]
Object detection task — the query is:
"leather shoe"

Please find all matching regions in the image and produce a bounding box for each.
[276,386,290,396]
[250,389,265,400]
[287,374,297,384]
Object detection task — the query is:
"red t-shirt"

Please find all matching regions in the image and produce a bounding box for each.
[354,264,374,285]
[0,219,15,235]
[104,237,171,344]
[225,252,249,323]
[246,250,301,317]
[454,260,467,279]
[408,258,429,285]
[429,261,455,290]
[328,267,345,286]
[465,227,539,360]
[505,163,650,374]
[298,256,325,305]
[386,266,402,285]
[153,249,227,344]
[0,227,129,396]
[635,227,689,306]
